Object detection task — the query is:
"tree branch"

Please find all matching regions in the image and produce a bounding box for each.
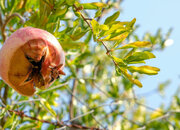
[69,79,78,120]
[1,13,25,41]
[0,107,100,130]
[97,0,111,22]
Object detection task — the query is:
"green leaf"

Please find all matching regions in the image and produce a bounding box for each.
[71,52,92,65]
[3,113,16,128]
[70,27,88,41]
[60,39,86,50]
[104,11,120,24]
[10,117,19,130]
[125,51,156,63]
[18,123,37,130]
[112,56,127,67]
[0,0,5,12]
[158,80,170,96]
[127,18,136,28]
[81,3,97,9]
[85,31,92,44]
[128,65,160,75]
[118,41,152,49]
[81,2,107,9]
[54,5,68,16]
[115,66,122,76]
[40,98,57,117]
[95,8,102,18]
[66,0,75,6]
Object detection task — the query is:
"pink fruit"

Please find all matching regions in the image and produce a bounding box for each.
[0,27,65,96]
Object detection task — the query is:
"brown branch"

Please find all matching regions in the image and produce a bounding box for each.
[73,4,112,57]
[1,13,25,41]
[0,85,9,126]
[0,107,100,130]
[73,4,91,27]
[66,87,106,129]
[69,79,78,120]
[97,0,111,22]
[21,0,27,9]
[0,12,3,29]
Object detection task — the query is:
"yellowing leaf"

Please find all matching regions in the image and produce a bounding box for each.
[91,19,100,40]
[120,67,142,88]
[100,24,109,31]
[102,23,125,37]
[128,66,160,75]
[133,79,143,88]
[101,31,129,41]
[92,2,107,8]
[150,109,163,119]
[118,41,152,49]
[91,19,99,34]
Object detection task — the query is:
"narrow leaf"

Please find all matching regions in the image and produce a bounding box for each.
[3,113,15,128]
[127,18,136,28]
[102,31,129,42]
[40,98,57,117]
[112,56,127,67]
[92,2,107,8]
[54,6,68,16]
[18,123,37,130]
[66,0,75,6]
[128,66,160,75]
[0,108,7,119]
[125,51,156,63]
[95,8,102,18]
[118,41,152,49]
[91,19,100,40]
[120,67,142,87]
[104,11,120,24]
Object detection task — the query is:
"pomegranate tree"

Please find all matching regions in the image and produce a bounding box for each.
[0,27,65,96]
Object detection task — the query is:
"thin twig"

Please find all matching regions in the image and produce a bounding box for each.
[12,99,41,105]
[73,4,91,27]
[1,13,25,41]
[97,0,111,22]
[67,110,94,123]
[66,86,106,129]
[1,107,100,129]
[69,79,78,120]
[0,12,3,28]
[36,82,68,94]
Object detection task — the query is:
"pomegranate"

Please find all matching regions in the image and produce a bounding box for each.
[0,27,65,96]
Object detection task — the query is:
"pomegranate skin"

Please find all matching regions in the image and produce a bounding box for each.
[0,27,65,96]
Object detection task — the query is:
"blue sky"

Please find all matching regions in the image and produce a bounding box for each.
[120,0,180,108]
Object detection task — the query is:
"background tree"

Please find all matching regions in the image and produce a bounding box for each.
[0,0,179,129]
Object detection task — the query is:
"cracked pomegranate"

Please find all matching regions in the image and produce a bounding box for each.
[0,27,65,96]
